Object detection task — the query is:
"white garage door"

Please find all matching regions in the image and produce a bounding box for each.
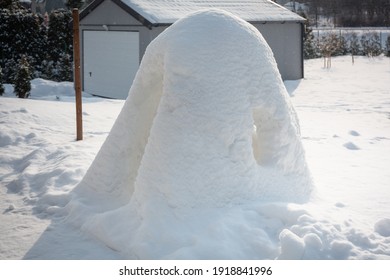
[83,30,139,99]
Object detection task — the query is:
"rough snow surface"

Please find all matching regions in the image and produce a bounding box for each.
[1,31,390,261]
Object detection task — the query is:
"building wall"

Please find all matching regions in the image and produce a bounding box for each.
[254,22,303,80]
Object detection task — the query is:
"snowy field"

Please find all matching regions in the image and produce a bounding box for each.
[1,54,389,260]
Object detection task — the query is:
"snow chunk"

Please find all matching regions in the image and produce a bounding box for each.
[330,240,353,259]
[374,218,390,237]
[303,233,323,250]
[278,229,305,259]
[0,131,13,147]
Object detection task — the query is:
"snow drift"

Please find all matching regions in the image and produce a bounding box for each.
[65,9,313,259]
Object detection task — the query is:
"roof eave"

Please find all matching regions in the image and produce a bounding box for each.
[79,0,105,21]
[153,19,305,27]
[79,0,154,29]
[112,0,154,29]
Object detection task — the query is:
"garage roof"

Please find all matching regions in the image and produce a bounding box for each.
[81,0,305,28]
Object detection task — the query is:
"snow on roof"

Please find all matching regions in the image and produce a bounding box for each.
[120,0,305,24]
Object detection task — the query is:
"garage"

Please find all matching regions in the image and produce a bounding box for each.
[83,30,139,99]
[79,0,304,99]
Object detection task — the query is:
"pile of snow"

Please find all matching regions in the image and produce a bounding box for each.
[65,9,313,259]
[2,78,93,101]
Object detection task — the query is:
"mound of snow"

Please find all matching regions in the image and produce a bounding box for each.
[65,9,313,259]
[2,78,94,101]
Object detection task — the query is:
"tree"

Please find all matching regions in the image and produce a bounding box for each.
[305,0,390,27]
[333,34,347,56]
[347,32,361,64]
[302,13,319,59]
[14,56,32,98]
[318,33,344,68]
[0,0,23,10]
[308,0,320,27]
[386,36,390,57]
[0,66,4,96]
[47,9,73,63]
[0,3,46,82]
[1,59,18,84]
[66,0,84,9]
[0,5,73,83]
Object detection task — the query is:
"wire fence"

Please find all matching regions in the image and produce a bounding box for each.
[312,27,390,49]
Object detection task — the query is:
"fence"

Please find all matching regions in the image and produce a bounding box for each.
[312,27,390,49]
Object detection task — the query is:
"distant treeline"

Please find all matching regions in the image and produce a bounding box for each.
[292,0,390,27]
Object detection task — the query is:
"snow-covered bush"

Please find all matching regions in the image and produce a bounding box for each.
[0,5,72,83]
[347,32,361,56]
[318,33,347,58]
[361,32,383,57]
[40,53,73,82]
[317,33,347,67]
[57,53,73,81]
[335,35,348,56]
[0,5,44,82]
[47,9,73,64]
[14,56,32,98]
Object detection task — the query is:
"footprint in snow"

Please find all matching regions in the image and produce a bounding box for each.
[349,130,360,136]
[343,142,360,150]
[335,202,346,208]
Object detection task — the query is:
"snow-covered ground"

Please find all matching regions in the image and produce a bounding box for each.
[1,53,390,259]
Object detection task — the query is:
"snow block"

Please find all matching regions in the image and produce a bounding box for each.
[278,229,305,259]
[374,218,390,237]
[65,9,313,258]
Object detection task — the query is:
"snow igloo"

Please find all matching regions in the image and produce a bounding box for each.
[66,9,313,259]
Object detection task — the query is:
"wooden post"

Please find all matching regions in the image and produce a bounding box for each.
[73,8,83,141]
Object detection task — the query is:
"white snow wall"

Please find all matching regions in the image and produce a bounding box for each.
[67,9,312,228]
